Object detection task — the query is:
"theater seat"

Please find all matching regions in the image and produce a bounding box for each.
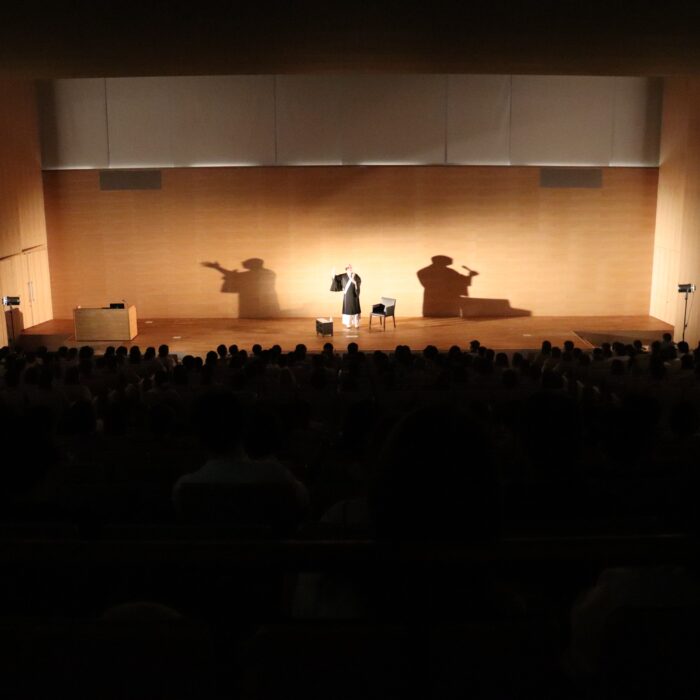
[600,605,700,699]
[174,482,305,535]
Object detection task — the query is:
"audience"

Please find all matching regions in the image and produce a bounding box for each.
[1,333,699,696]
[172,391,309,515]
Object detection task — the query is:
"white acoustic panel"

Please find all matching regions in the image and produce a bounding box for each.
[169,75,276,166]
[510,75,615,165]
[106,77,175,167]
[275,76,343,165]
[339,75,446,164]
[38,79,109,169]
[39,74,663,169]
[446,75,511,164]
[611,77,662,166]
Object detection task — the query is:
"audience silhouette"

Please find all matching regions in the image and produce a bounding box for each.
[1,333,698,697]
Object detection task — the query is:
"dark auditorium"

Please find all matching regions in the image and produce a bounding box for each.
[2,2,700,698]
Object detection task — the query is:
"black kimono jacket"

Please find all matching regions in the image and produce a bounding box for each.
[330,273,361,314]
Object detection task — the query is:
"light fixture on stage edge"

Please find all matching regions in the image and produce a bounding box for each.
[678,284,696,343]
[2,296,20,346]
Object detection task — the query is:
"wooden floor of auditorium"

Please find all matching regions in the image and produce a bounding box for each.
[16,315,674,356]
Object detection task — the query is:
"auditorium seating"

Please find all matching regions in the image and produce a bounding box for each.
[2,337,700,697]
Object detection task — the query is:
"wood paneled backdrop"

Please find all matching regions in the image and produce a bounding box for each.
[0,80,51,346]
[44,166,658,320]
[651,77,700,342]
[0,81,47,257]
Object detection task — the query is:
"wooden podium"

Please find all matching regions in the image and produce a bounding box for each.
[73,305,138,342]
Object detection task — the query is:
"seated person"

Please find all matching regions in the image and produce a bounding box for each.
[172,392,308,521]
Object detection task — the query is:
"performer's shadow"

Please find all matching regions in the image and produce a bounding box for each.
[417,255,531,318]
[201,258,280,318]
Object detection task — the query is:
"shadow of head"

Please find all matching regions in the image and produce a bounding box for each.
[242,258,264,270]
[431,255,453,266]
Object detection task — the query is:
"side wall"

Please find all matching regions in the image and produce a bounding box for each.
[0,81,52,344]
[650,77,700,343]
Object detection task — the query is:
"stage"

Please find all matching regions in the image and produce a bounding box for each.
[15,315,674,356]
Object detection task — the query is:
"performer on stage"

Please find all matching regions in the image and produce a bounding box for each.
[330,264,361,328]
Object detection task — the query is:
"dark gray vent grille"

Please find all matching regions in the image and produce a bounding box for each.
[99,170,162,191]
[539,167,602,189]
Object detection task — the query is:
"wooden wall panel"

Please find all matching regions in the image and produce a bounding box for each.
[650,78,688,325]
[44,166,658,321]
[0,248,53,340]
[0,80,52,340]
[0,255,26,305]
[676,79,700,343]
[650,77,700,342]
[0,83,24,258]
[25,247,53,326]
[0,254,29,340]
[0,80,48,256]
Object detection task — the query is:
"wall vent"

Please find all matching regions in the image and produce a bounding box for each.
[99,170,162,190]
[539,167,602,189]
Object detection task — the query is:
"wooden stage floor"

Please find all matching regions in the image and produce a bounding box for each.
[17,315,674,356]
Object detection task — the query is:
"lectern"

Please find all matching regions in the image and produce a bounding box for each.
[73,305,138,341]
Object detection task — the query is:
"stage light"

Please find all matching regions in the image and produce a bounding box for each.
[678,284,696,343]
[2,297,20,346]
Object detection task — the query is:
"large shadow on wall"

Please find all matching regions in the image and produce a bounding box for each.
[417,255,531,318]
[201,259,280,318]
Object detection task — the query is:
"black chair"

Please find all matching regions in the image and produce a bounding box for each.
[369,297,396,330]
